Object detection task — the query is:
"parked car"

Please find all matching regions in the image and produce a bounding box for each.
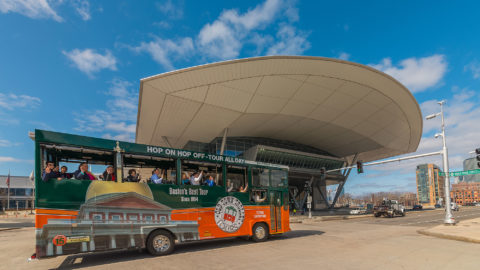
[434,204,442,208]
[412,204,423,210]
[349,208,366,215]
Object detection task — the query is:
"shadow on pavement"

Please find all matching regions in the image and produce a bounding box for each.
[51,229,324,270]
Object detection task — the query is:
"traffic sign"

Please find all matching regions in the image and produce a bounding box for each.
[439,169,480,177]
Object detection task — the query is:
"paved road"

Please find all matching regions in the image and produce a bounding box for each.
[2,211,480,270]
[345,206,480,227]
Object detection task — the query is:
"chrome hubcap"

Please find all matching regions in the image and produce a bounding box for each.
[152,235,170,252]
[255,226,266,239]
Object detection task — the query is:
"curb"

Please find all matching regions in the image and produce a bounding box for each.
[290,214,372,224]
[417,229,480,244]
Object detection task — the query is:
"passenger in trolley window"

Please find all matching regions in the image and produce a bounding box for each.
[100,165,116,181]
[204,175,216,187]
[58,166,72,179]
[181,172,191,185]
[190,171,203,186]
[238,182,248,193]
[41,161,60,182]
[73,162,93,180]
[226,179,234,192]
[124,169,140,182]
[151,168,164,184]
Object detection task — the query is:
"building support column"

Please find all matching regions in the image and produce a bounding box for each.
[81,242,88,252]
[55,245,63,255]
[46,241,54,256]
[329,153,358,209]
[110,235,116,249]
[219,128,228,155]
[89,238,95,251]
[130,235,136,247]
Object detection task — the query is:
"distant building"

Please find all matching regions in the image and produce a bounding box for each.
[462,157,480,182]
[0,175,34,209]
[416,164,445,207]
[451,182,480,205]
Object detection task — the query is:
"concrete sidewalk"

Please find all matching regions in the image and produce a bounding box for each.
[418,217,480,244]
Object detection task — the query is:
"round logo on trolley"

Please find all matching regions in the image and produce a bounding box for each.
[214,196,245,233]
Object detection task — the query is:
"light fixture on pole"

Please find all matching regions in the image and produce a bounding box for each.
[425,100,455,225]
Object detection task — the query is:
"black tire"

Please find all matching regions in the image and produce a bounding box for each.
[146,230,175,256]
[374,213,381,217]
[252,223,269,242]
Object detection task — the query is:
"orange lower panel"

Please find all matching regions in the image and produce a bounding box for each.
[35,209,78,229]
[171,206,276,239]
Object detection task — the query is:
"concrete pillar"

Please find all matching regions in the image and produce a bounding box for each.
[89,238,95,251]
[81,242,88,252]
[110,235,116,249]
[313,182,328,210]
[130,235,135,247]
[55,245,63,255]
[46,241,54,256]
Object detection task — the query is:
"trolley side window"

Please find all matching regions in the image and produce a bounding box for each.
[181,160,223,186]
[226,165,247,192]
[271,169,287,187]
[252,168,270,187]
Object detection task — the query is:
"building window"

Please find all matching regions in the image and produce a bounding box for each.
[159,215,167,224]
[111,215,121,221]
[144,215,153,222]
[92,214,103,220]
[128,215,138,221]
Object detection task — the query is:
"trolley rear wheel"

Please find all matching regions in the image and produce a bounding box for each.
[146,230,175,256]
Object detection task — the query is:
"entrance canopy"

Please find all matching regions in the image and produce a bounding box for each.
[136,56,422,163]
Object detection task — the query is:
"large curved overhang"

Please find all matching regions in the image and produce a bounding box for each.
[136,56,422,163]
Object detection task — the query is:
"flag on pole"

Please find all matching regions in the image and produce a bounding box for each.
[6,170,10,188]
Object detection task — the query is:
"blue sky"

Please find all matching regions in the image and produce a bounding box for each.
[1,0,480,195]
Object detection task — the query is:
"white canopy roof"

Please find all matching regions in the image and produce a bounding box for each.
[136,56,422,162]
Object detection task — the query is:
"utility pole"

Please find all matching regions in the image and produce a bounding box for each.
[426,100,455,225]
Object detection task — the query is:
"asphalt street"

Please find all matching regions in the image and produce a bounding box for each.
[2,208,480,269]
[344,206,480,227]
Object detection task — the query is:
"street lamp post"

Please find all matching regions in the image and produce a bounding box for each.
[426,100,456,225]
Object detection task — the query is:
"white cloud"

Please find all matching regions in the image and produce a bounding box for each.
[62,49,117,77]
[0,93,41,110]
[347,88,480,195]
[72,0,90,21]
[198,0,285,59]
[338,52,350,61]
[156,0,183,19]
[266,24,310,55]
[74,79,138,142]
[133,0,310,69]
[371,54,447,92]
[153,21,171,29]
[132,37,194,70]
[0,0,63,22]
[464,61,480,79]
[0,156,30,162]
[0,139,21,147]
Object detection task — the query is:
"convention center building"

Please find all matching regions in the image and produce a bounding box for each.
[134,56,422,210]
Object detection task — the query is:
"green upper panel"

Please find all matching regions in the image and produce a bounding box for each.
[35,129,289,169]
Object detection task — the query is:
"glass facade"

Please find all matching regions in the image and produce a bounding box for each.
[416,164,445,207]
[183,137,343,172]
